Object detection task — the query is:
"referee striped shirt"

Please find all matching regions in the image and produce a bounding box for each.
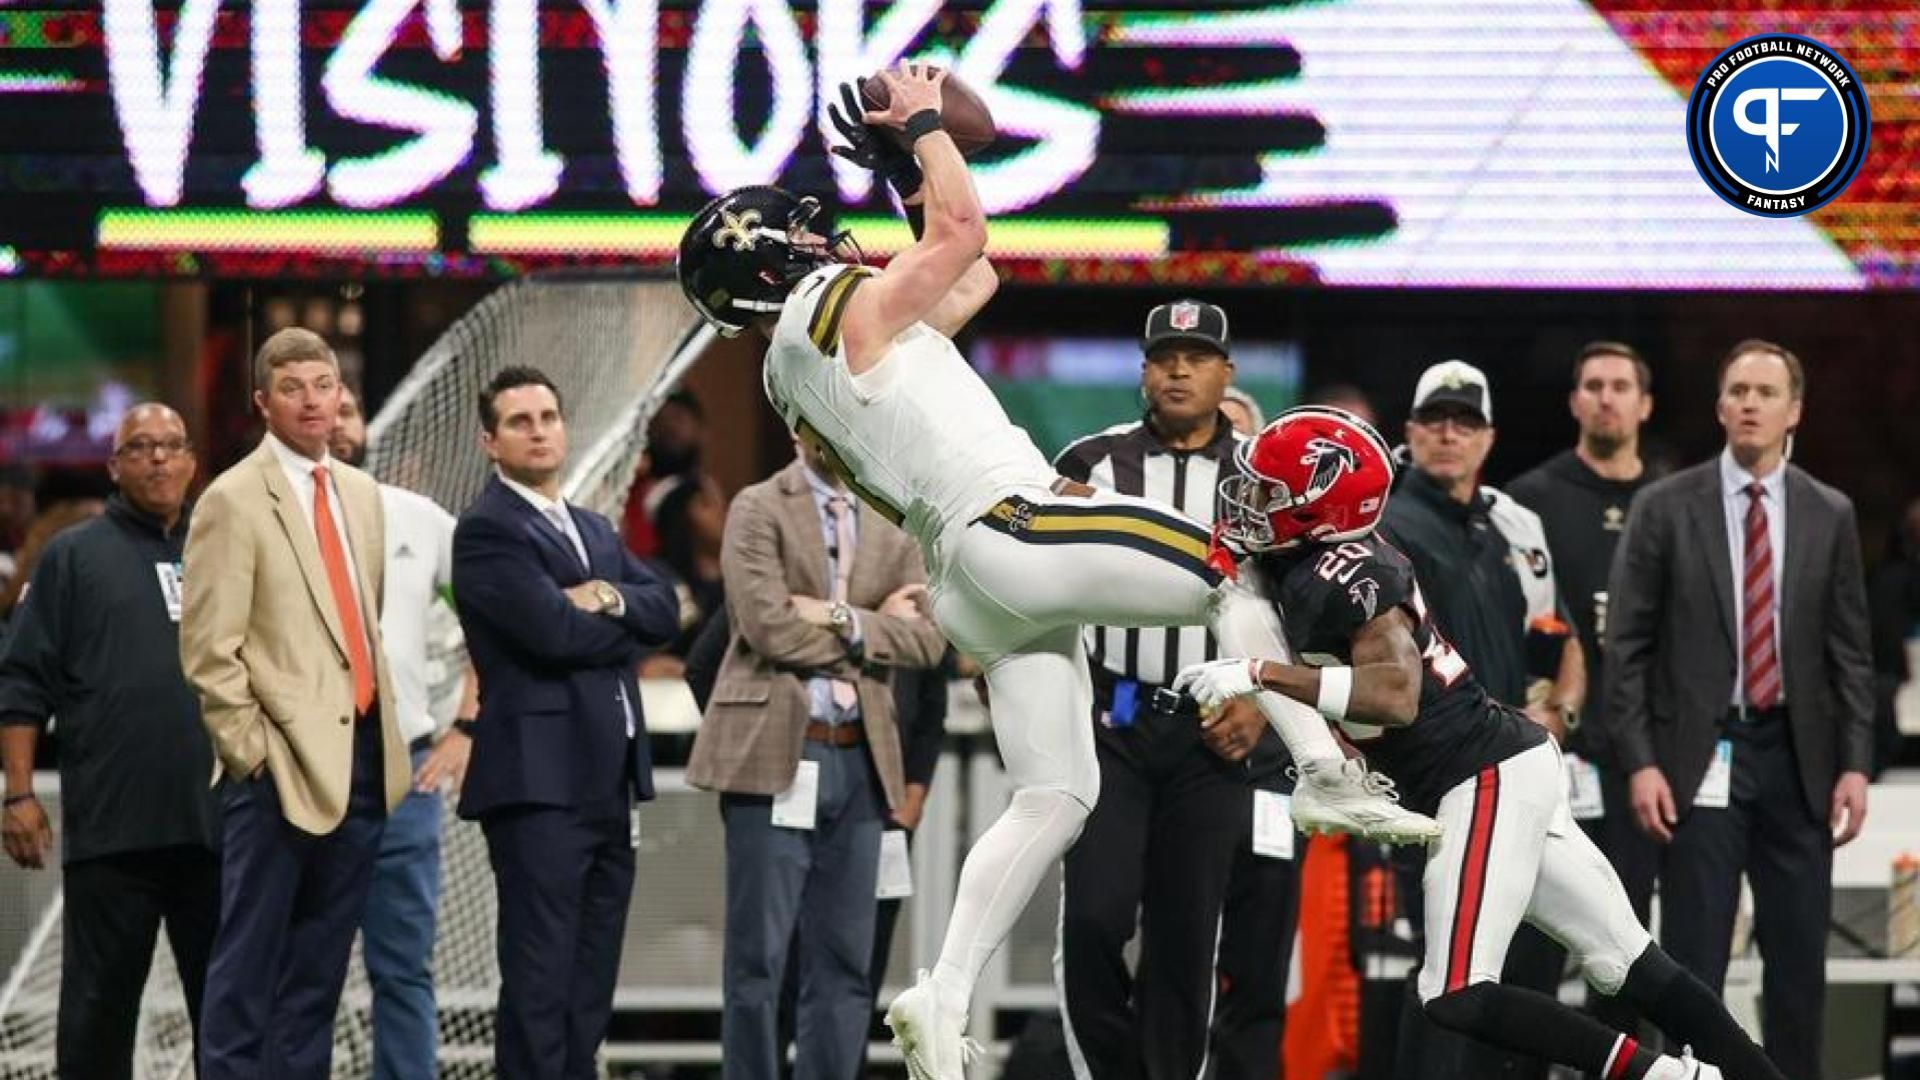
[1053,413,1245,688]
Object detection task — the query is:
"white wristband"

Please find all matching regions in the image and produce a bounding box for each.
[1315,666,1353,721]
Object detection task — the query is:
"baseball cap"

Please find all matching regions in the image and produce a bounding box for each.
[1142,299,1230,358]
[1411,360,1492,424]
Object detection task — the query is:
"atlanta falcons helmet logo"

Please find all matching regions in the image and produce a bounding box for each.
[1220,405,1392,552]
[1299,438,1360,502]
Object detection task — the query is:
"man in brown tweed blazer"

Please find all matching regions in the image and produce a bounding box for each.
[690,443,946,1080]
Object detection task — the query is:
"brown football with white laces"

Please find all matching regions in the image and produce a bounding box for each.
[859,68,996,158]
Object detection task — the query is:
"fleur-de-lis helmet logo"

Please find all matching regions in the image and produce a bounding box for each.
[712,208,763,252]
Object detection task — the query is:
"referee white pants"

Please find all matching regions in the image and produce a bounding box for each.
[1416,740,1654,1004]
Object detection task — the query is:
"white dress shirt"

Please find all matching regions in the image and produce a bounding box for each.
[1720,448,1787,706]
[496,469,637,736]
[265,432,371,654]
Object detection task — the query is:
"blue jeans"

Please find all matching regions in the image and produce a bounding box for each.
[364,745,444,1080]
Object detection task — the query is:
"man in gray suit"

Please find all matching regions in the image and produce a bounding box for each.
[1605,338,1874,1080]
[690,441,948,1080]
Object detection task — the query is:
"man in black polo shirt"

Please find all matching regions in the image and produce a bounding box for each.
[1508,343,1661,957]
[1053,300,1297,1080]
[0,403,220,1080]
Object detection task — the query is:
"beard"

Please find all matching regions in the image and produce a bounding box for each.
[334,438,367,468]
[1583,431,1627,459]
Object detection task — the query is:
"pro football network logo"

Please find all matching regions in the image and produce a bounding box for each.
[1686,34,1870,218]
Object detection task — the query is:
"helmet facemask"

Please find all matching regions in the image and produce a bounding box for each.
[1219,448,1298,554]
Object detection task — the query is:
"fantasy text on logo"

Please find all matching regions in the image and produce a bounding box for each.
[1685,33,1870,218]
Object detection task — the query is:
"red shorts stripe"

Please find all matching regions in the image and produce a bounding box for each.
[1445,766,1501,992]
[1603,1034,1640,1080]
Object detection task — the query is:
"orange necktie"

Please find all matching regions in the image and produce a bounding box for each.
[313,467,375,714]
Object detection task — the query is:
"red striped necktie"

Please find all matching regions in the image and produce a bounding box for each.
[1741,482,1780,710]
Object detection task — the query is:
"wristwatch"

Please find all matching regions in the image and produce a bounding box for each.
[829,602,854,637]
[593,581,621,614]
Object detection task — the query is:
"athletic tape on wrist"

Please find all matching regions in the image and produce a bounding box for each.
[1316,666,1353,721]
[903,109,944,144]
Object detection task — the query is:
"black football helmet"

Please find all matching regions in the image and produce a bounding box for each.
[677,186,860,336]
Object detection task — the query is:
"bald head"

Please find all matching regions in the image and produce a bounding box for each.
[114,404,186,451]
[109,403,194,527]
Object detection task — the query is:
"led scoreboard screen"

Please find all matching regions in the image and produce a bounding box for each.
[0,0,1913,287]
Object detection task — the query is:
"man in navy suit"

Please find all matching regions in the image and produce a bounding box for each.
[451,366,680,1080]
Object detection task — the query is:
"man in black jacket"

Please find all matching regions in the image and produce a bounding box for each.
[0,404,220,1080]
[1381,361,1529,705]
[1379,362,1565,1080]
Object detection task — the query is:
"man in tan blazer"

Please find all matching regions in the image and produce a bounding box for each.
[690,444,946,1080]
[180,327,410,1080]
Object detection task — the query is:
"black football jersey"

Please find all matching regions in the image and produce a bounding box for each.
[1248,535,1546,814]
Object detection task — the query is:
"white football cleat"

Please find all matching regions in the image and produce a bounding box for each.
[1646,1050,1724,1080]
[1292,759,1441,845]
[886,970,975,1080]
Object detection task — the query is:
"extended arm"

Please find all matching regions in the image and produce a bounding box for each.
[840,65,988,374]
[1254,608,1425,727]
[1176,607,1425,727]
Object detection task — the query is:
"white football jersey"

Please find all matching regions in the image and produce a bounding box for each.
[762,263,1053,567]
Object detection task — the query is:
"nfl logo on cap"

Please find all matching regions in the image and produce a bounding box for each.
[1143,299,1230,357]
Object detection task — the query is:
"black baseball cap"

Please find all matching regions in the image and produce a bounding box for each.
[1142,299,1230,358]
[1411,360,1493,423]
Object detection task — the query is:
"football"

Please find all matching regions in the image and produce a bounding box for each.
[859,68,997,158]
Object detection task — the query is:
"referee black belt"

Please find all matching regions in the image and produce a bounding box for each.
[805,720,865,747]
[409,734,435,755]
[1091,668,1198,724]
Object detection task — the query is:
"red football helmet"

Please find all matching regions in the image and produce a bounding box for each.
[1219,406,1395,552]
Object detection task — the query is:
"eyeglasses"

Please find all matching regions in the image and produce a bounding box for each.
[1411,411,1489,434]
[116,438,192,459]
